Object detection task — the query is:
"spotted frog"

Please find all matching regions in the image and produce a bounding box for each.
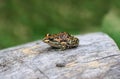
[43,32,79,50]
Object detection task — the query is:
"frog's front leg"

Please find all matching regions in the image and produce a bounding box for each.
[60,42,67,50]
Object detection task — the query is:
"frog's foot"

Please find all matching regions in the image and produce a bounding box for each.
[60,42,67,51]
[60,45,66,51]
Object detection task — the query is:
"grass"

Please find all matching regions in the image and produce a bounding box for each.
[0,1,120,49]
[102,9,120,49]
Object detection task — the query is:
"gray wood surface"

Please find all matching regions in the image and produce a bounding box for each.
[0,32,120,79]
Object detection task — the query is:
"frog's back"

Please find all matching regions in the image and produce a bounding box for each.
[56,32,70,41]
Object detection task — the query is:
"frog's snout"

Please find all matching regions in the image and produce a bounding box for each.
[43,39,49,43]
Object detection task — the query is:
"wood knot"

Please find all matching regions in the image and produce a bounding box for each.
[56,62,66,67]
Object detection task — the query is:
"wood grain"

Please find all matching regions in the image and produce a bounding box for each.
[0,32,120,79]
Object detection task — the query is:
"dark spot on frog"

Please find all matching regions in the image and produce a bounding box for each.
[49,38,54,41]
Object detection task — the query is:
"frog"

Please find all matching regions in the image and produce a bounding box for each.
[43,32,79,50]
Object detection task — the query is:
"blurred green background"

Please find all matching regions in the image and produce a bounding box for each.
[0,0,120,49]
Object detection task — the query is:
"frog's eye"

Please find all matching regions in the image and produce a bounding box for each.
[49,38,54,41]
[46,34,51,36]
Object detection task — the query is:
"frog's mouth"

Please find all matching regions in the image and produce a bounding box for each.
[43,39,58,44]
[43,40,60,47]
[43,39,49,43]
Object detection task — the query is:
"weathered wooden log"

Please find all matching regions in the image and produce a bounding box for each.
[0,32,120,79]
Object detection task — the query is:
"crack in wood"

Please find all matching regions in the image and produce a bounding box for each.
[32,63,49,79]
[85,54,120,63]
